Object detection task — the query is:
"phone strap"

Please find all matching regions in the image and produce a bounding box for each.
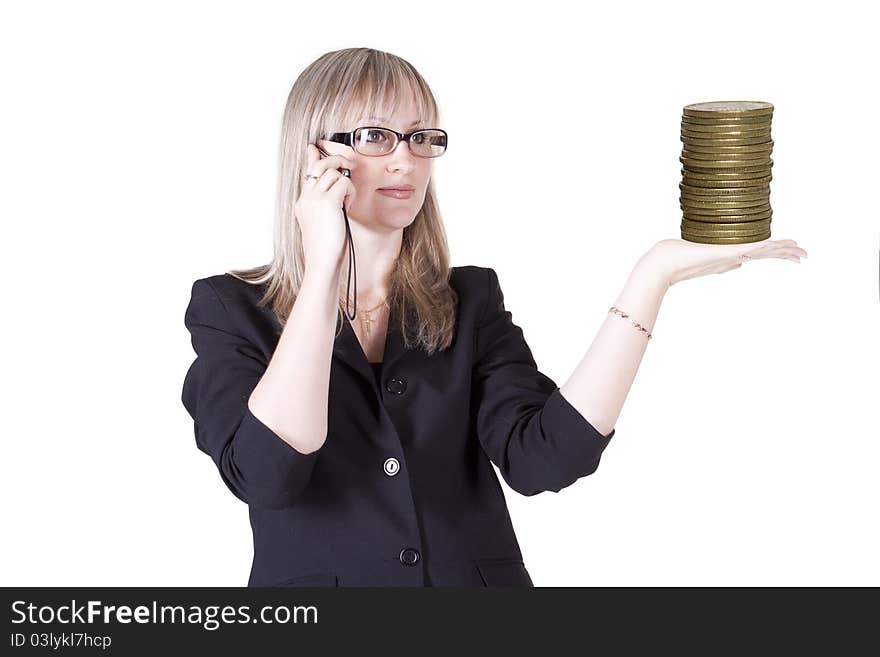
[341,202,357,320]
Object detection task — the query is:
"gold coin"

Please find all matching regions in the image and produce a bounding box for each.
[681,185,770,195]
[681,143,773,157]
[680,188,770,199]
[681,128,772,140]
[681,228,771,238]
[681,150,772,162]
[680,196,769,208]
[681,152,771,162]
[684,124,773,133]
[684,169,773,178]
[682,232,771,239]
[681,132,772,142]
[682,135,773,147]
[682,169,773,178]
[681,114,773,126]
[682,202,771,215]
[682,132,773,141]
[682,168,772,180]
[681,196,769,205]
[681,218,772,233]
[682,113,772,122]
[682,154,773,164]
[679,183,770,196]
[683,205,773,217]
[681,125,772,139]
[681,158,771,170]
[682,209,772,220]
[682,228,771,238]
[682,210,771,220]
[681,196,770,207]
[681,158,772,171]
[681,142,774,154]
[682,177,773,189]
[683,221,771,232]
[682,101,774,117]
[686,223,771,231]
[683,163,773,175]
[682,232,771,244]
[682,181,772,191]
[683,209,773,223]
[680,122,771,133]
[683,203,773,215]
[682,144,773,154]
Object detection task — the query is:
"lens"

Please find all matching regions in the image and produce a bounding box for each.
[354,128,396,155]
[410,130,447,157]
[353,128,447,157]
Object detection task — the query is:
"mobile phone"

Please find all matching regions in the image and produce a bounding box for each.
[315,144,351,177]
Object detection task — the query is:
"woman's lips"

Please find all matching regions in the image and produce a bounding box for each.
[377,188,414,199]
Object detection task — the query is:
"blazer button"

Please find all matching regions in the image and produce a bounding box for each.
[385,377,407,395]
[383,457,400,476]
[399,548,420,566]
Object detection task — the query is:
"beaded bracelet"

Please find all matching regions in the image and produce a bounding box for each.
[609,306,652,339]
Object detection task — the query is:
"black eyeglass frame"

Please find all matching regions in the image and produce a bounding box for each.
[320,127,448,158]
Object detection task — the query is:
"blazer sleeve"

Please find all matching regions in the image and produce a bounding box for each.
[181,278,320,509]
[472,268,614,497]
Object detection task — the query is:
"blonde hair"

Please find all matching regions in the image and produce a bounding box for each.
[227,47,457,355]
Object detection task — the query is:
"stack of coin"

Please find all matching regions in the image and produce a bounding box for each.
[680,101,774,244]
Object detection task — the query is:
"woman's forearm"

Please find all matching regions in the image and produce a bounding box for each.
[559,257,669,437]
[248,267,341,454]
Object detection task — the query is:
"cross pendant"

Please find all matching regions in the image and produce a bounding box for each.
[360,312,373,340]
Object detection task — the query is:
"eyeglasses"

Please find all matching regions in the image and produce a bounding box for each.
[320,127,448,158]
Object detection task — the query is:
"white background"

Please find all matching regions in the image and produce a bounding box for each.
[2,0,877,586]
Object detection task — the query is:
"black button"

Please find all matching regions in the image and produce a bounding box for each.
[386,377,407,395]
[399,548,420,566]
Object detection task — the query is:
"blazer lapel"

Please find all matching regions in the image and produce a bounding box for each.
[332,310,411,388]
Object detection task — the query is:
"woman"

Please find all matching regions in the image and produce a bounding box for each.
[181,47,807,587]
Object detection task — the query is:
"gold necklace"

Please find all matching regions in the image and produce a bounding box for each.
[341,296,388,341]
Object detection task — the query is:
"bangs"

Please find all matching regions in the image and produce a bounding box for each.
[324,60,438,133]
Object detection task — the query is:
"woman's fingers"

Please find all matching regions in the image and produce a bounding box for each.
[304,144,318,175]
[304,151,354,193]
[738,247,807,263]
[736,239,808,261]
[747,247,807,260]
[313,156,351,192]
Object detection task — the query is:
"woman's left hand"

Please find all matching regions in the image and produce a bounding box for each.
[640,237,808,288]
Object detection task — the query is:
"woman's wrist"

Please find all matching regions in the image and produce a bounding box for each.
[303,262,342,289]
[633,246,673,294]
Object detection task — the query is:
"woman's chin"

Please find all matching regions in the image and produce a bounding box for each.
[352,213,419,231]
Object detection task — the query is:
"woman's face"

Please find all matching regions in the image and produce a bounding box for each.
[317,93,434,232]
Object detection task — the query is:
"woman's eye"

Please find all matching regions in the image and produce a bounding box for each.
[367,130,387,142]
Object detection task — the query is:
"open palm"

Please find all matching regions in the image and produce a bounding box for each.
[644,237,808,287]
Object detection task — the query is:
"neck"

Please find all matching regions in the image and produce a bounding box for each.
[337,219,403,304]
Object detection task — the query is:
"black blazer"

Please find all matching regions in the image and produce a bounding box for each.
[181,266,614,587]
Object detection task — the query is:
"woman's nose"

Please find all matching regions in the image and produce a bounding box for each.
[387,139,416,169]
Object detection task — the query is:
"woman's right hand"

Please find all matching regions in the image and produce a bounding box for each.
[295,144,357,277]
